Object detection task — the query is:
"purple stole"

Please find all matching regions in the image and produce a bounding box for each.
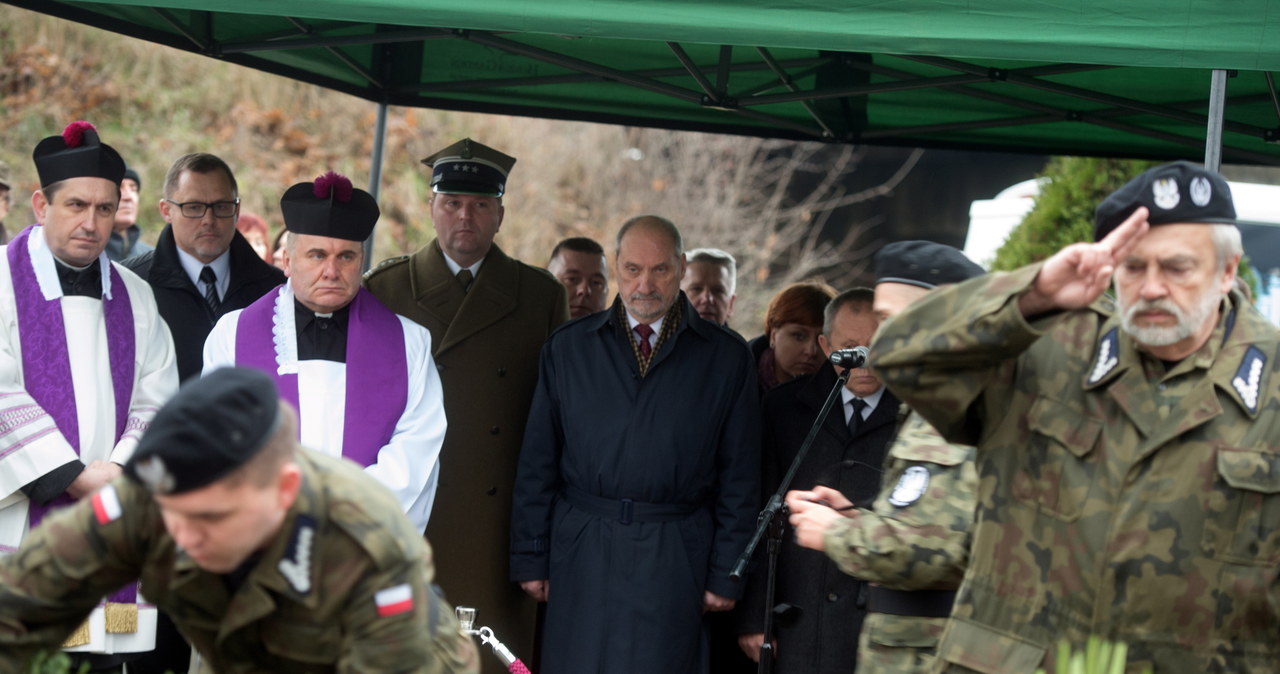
[7,225,136,604]
[235,286,408,466]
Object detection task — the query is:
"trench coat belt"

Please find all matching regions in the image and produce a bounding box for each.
[866,586,957,618]
[562,485,704,525]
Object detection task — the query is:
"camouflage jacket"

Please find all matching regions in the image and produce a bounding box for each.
[870,263,1280,673]
[0,451,479,674]
[825,409,975,674]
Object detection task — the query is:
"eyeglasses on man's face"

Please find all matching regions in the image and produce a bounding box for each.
[165,198,240,219]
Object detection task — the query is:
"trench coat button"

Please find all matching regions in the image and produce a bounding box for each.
[497,367,507,377]
[490,425,500,435]
[486,486,498,496]
[826,592,838,602]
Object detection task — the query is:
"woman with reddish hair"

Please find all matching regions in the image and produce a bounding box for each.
[235,211,273,264]
[750,281,837,394]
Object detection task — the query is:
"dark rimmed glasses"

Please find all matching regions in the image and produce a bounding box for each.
[165,198,240,219]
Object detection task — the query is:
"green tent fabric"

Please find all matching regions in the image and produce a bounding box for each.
[13,0,1280,164]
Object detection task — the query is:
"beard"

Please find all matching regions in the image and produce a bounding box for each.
[1118,289,1222,347]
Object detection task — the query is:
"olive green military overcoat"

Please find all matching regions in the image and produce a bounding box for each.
[365,240,567,672]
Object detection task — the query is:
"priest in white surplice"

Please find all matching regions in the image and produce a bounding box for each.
[203,171,445,532]
[0,121,178,659]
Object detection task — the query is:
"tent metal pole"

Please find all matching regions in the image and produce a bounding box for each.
[363,101,389,272]
[1205,69,1228,171]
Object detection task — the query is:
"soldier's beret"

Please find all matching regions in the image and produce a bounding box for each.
[420,138,516,198]
[1094,161,1238,241]
[281,170,379,242]
[125,367,281,495]
[32,121,126,188]
[874,240,985,289]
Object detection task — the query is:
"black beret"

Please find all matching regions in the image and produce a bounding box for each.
[125,367,281,495]
[280,171,379,242]
[32,121,126,188]
[874,240,985,289]
[421,138,516,197]
[123,167,141,189]
[1094,161,1236,241]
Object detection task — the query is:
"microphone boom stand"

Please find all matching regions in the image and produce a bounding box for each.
[729,366,852,674]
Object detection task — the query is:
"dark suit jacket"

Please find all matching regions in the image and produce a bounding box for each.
[738,362,902,674]
[124,227,284,381]
[363,240,567,672]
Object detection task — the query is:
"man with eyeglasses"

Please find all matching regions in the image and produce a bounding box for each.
[123,152,283,674]
[0,121,178,672]
[125,153,284,381]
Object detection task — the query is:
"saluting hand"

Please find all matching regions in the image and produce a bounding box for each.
[1019,206,1150,318]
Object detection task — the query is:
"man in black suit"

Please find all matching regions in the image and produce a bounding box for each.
[737,287,900,673]
[125,153,284,381]
[123,152,284,674]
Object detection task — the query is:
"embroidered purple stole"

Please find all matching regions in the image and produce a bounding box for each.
[8,225,136,604]
[236,286,408,466]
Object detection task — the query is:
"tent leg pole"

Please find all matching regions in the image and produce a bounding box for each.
[1204,69,1227,172]
[363,101,390,272]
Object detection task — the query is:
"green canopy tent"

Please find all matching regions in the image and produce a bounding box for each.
[11,0,1280,168]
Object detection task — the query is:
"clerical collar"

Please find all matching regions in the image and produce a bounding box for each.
[294,299,349,362]
[175,244,230,296]
[54,257,103,298]
[440,250,484,278]
[842,385,885,418]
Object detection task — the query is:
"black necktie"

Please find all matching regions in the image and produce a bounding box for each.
[457,268,474,293]
[847,398,867,437]
[200,266,220,314]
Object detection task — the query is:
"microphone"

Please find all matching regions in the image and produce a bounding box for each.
[828,346,869,369]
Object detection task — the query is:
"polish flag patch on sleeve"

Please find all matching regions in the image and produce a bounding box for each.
[92,485,122,525]
[375,584,414,618]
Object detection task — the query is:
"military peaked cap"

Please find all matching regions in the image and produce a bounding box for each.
[420,138,516,197]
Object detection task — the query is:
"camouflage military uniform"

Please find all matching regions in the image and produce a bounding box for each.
[823,409,976,674]
[0,450,479,674]
[870,263,1280,673]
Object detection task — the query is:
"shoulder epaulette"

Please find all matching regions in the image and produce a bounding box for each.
[362,255,410,282]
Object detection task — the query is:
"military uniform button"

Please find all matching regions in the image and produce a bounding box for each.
[486,486,498,496]
[490,425,500,435]
[826,592,838,602]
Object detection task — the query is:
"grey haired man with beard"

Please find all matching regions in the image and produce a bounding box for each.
[869,161,1280,672]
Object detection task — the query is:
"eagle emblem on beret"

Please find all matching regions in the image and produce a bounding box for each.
[1152,177,1180,210]
[134,455,175,494]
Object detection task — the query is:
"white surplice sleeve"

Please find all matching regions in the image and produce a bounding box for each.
[361,316,447,533]
[201,310,242,373]
[108,269,179,465]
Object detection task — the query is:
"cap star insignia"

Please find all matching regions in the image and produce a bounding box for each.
[134,455,175,494]
[278,515,315,594]
[1232,346,1266,415]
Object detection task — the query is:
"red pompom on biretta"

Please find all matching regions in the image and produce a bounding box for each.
[61,121,97,148]
[313,170,354,203]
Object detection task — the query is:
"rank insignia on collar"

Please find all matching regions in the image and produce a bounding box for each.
[1232,346,1266,415]
[1087,328,1120,386]
[888,465,930,507]
[278,515,315,594]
